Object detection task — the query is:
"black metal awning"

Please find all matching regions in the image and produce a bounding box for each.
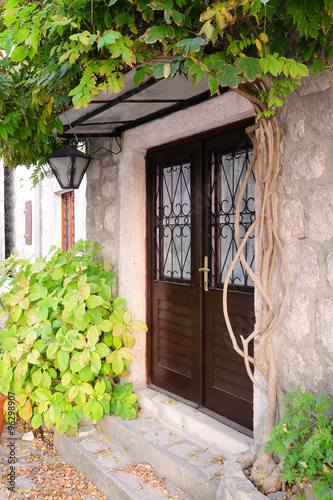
[57,70,224,140]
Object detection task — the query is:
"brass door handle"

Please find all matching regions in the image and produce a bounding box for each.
[198,256,210,291]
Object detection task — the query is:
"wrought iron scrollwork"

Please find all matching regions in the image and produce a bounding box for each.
[153,157,192,284]
[208,140,255,294]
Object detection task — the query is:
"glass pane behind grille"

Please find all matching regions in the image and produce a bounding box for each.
[154,157,192,284]
[208,142,255,293]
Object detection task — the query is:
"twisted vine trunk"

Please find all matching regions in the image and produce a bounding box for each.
[223,78,289,492]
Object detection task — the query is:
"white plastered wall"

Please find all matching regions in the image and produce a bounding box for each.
[11,166,87,260]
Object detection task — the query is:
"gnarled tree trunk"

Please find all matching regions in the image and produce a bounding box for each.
[223,78,289,492]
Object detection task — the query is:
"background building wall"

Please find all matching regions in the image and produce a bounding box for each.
[3,165,86,261]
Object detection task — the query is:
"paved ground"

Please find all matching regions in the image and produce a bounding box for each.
[0,419,107,499]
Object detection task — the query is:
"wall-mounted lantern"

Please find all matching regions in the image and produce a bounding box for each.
[46,139,122,190]
[45,145,92,189]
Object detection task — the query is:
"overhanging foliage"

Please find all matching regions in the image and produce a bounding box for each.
[0,0,332,170]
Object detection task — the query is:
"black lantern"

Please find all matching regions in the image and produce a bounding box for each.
[46,145,92,189]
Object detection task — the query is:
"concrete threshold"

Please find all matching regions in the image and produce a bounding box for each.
[136,387,254,456]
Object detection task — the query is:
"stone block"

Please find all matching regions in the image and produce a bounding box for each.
[217,459,266,500]
[297,68,333,96]
[103,204,117,234]
[316,298,333,353]
[284,242,319,288]
[327,253,333,286]
[283,144,326,180]
[278,199,304,242]
[101,180,117,200]
[285,102,305,141]
[312,89,333,137]
[308,184,333,242]
[281,291,310,340]
[282,346,323,391]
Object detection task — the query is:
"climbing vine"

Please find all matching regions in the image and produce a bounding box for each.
[0,0,333,492]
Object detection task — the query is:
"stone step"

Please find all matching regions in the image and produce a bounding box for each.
[98,411,223,500]
[54,387,253,500]
[54,420,195,500]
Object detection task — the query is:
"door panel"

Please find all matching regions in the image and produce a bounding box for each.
[148,124,255,431]
[202,131,255,430]
[149,142,202,403]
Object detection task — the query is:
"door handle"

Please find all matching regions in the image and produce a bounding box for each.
[198,256,210,292]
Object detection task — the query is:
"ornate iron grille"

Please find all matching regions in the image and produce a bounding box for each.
[208,141,255,294]
[153,157,192,284]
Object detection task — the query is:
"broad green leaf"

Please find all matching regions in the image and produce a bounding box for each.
[57,349,69,369]
[122,330,136,348]
[86,295,104,309]
[61,371,72,386]
[31,413,43,429]
[216,63,242,87]
[74,302,85,321]
[78,364,93,382]
[2,368,13,387]
[112,356,124,375]
[52,267,64,280]
[68,385,79,400]
[56,416,70,434]
[32,368,43,386]
[131,320,147,332]
[42,370,52,389]
[11,45,29,62]
[120,402,137,420]
[19,297,30,309]
[92,400,104,420]
[118,347,135,360]
[83,398,95,415]
[95,343,110,358]
[236,57,261,81]
[35,388,51,401]
[87,308,103,325]
[94,379,106,396]
[113,323,126,337]
[47,343,58,357]
[27,349,40,365]
[49,403,61,423]
[86,325,100,346]
[90,352,102,373]
[80,382,94,395]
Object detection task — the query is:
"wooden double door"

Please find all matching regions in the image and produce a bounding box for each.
[147,123,255,431]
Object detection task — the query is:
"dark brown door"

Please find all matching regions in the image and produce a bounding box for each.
[148,124,255,431]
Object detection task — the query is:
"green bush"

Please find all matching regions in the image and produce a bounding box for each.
[0,240,147,435]
[266,387,333,499]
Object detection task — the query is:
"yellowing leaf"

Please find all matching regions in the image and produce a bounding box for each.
[162,490,169,495]
[300,461,308,468]
[260,32,268,43]
[255,39,262,52]
[323,463,331,473]
[168,400,176,405]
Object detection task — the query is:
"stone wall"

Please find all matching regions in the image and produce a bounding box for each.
[273,68,333,400]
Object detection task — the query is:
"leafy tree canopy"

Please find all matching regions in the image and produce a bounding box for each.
[0,0,332,170]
